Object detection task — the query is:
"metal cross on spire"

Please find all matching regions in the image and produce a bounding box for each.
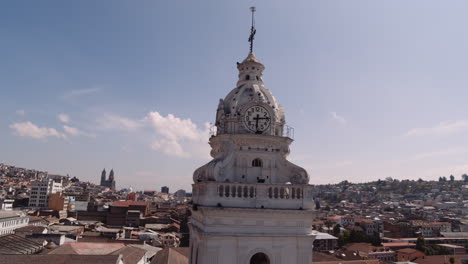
[248,6,256,53]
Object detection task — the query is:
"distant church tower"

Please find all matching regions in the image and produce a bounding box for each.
[189,7,316,264]
[100,169,106,185]
[100,168,116,190]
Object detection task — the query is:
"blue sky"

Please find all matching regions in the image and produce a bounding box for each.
[2,1,468,191]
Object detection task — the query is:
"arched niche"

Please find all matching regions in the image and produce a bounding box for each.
[249,252,270,264]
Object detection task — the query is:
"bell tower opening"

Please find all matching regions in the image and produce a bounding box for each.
[250,253,270,264]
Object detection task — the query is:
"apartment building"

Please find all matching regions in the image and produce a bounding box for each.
[28,177,63,209]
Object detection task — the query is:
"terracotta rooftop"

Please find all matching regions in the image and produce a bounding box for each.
[48,242,126,255]
[316,260,379,264]
[345,243,392,254]
[110,246,147,264]
[382,242,416,247]
[111,201,148,207]
[397,248,422,254]
[151,247,189,264]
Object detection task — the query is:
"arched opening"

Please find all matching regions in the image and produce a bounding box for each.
[252,158,263,167]
[245,75,250,80]
[250,252,270,264]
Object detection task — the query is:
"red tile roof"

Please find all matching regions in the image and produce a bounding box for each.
[111,201,148,207]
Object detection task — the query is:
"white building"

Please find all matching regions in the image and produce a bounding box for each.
[189,13,316,264]
[0,210,29,235]
[0,199,14,210]
[29,177,63,209]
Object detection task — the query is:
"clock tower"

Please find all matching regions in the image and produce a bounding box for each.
[189,8,316,264]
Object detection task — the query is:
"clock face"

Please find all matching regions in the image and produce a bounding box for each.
[243,105,271,133]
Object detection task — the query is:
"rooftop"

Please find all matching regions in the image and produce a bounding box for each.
[111,201,148,207]
[0,234,44,254]
[48,242,126,255]
[0,254,122,264]
[0,210,25,219]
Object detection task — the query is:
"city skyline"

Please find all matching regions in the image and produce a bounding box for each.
[2,1,468,191]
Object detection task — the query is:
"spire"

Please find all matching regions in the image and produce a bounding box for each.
[248,6,256,53]
[100,169,106,185]
[109,169,114,181]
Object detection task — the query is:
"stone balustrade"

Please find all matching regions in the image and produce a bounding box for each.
[192,182,315,210]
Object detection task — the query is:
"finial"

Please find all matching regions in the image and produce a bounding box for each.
[248,6,256,53]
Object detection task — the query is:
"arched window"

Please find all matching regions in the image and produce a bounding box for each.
[250,252,270,264]
[245,75,250,80]
[219,185,224,197]
[252,158,263,167]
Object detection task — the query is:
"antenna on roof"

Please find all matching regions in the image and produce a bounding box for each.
[248,6,256,53]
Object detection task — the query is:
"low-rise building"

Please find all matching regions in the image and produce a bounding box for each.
[345,243,396,262]
[397,248,425,262]
[314,232,339,252]
[0,210,29,235]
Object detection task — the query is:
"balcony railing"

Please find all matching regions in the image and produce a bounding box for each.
[192,182,314,210]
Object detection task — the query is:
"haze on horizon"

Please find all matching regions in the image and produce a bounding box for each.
[2,0,468,191]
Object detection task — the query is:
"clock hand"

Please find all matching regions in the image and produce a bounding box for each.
[255,114,260,131]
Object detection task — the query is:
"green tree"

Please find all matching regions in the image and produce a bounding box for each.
[416,237,426,252]
[450,257,455,264]
[450,175,455,182]
[333,224,341,236]
[71,176,80,182]
[462,174,468,182]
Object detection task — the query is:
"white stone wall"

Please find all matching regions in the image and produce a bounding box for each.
[189,206,316,264]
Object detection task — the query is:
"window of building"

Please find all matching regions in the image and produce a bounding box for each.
[252,158,263,167]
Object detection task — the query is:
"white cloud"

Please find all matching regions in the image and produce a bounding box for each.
[99,111,210,158]
[57,113,70,123]
[405,120,468,137]
[330,112,346,124]
[100,114,144,131]
[61,86,103,100]
[145,112,210,158]
[10,121,66,139]
[16,109,25,116]
[144,112,207,141]
[63,125,95,137]
[151,139,188,158]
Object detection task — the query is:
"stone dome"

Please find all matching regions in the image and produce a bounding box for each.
[215,53,285,136]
